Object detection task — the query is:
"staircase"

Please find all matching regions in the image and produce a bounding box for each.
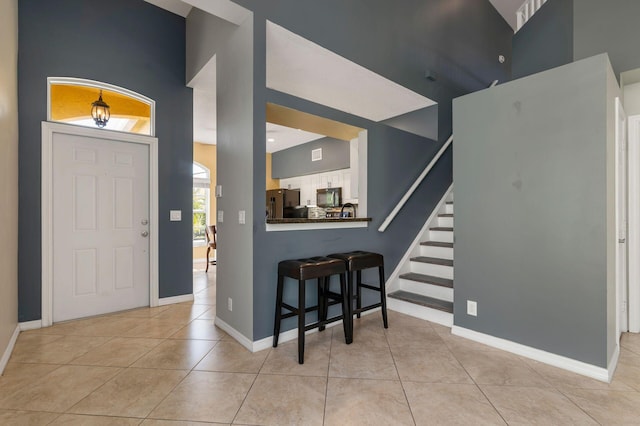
[387,188,454,327]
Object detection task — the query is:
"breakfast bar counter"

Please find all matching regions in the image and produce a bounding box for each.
[266,217,372,231]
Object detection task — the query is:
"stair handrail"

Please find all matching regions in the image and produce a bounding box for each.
[377,80,498,232]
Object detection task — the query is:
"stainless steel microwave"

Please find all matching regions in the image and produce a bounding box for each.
[317,187,341,208]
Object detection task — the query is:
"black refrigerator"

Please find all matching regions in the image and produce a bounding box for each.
[266,189,300,219]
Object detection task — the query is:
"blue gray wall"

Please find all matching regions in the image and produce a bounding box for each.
[573,0,640,77]
[186,8,237,83]
[513,0,640,80]
[228,0,512,340]
[453,54,617,367]
[18,0,193,321]
[512,0,573,80]
[272,137,350,179]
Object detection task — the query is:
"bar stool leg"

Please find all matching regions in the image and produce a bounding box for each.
[318,277,326,332]
[273,274,284,347]
[298,279,306,364]
[379,265,388,328]
[339,272,353,344]
[356,270,363,318]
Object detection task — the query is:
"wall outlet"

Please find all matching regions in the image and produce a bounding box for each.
[238,210,246,224]
[467,300,477,316]
[227,297,232,311]
[218,210,224,223]
[169,210,182,221]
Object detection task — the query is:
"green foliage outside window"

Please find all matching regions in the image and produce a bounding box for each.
[193,187,208,242]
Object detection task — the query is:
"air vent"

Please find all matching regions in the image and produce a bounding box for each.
[311,148,322,162]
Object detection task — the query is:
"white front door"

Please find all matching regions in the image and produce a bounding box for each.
[615,97,629,338]
[52,131,150,322]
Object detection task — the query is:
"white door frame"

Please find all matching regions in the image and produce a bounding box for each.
[615,97,629,338]
[41,122,159,327]
[629,114,640,332]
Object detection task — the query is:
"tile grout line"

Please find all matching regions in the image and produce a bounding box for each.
[386,320,418,426]
[142,301,221,422]
[322,328,334,425]
[439,330,510,425]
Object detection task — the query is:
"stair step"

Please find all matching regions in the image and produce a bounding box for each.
[411,256,453,267]
[420,241,453,248]
[419,241,453,260]
[430,227,453,232]
[437,215,453,228]
[399,272,453,288]
[388,290,453,313]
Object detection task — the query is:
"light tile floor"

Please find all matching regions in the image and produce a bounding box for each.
[2,263,640,425]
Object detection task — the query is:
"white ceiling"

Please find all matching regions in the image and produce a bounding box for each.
[266,123,326,153]
[266,21,436,123]
[149,0,523,146]
[144,0,192,17]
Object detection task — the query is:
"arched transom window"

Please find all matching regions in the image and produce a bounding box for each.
[48,77,155,136]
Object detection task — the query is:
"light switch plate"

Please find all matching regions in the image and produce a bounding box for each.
[467,300,477,316]
[169,210,182,221]
[217,210,224,223]
[239,210,246,225]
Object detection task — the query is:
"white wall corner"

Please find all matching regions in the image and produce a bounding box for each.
[214,316,255,352]
[452,326,611,382]
[0,325,20,375]
[607,344,621,383]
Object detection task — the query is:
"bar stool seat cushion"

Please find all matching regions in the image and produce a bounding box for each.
[327,251,383,271]
[278,256,346,280]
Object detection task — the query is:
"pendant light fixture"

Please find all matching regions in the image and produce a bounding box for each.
[91,90,110,128]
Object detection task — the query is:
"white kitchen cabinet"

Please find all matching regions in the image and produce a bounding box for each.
[280,167,356,206]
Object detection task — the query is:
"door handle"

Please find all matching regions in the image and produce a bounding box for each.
[141,231,149,237]
[141,219,149,225]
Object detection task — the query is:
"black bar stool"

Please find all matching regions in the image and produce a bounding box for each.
[273,256,352,364]
[328,251,388,328]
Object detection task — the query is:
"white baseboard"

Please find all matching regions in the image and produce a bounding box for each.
[19,320,43,331]
[452,326,611,383]
[158,294,194,306]
[0,325,20,375]
[253,327,299,352]
[252,320,345,352]
[214,316,255,352]
[251,308,380,352]
[217,309,381,354]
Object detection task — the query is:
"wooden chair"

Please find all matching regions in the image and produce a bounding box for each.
[205,225,217,272]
